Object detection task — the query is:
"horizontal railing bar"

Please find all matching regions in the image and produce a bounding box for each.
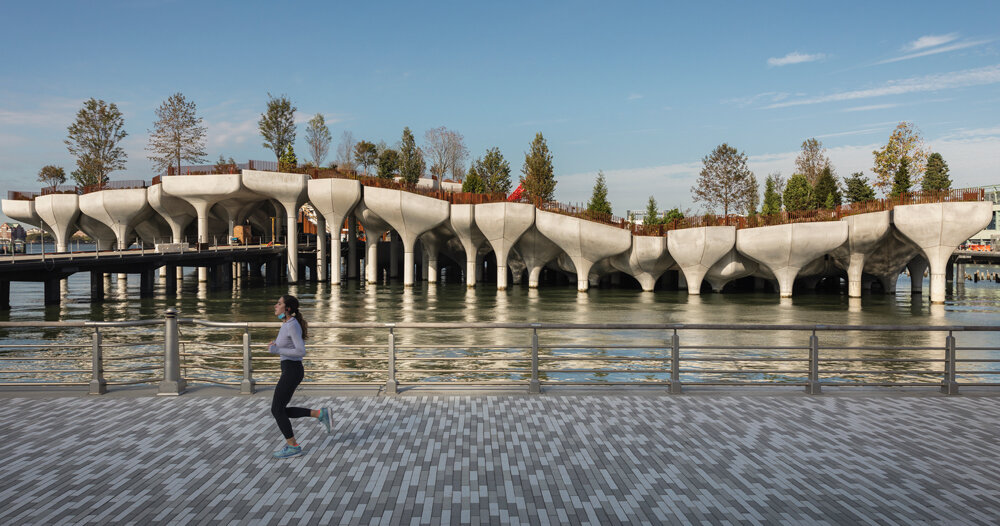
[398,381,528,385]
[104,366,160,373]
[0,369,89,373]
[819,382,946,387]
[398,369,531,374]
[678,369,810,374]
[819,346,943,351]
[0,356,92,360]
[0,381,89,386]
[537,357,670,361]
[107,354,163,361]
[106,378,162,386]
[539,381,672,385]
[539,369,674,373]
[956,347,1000,351]
[682,357,810,362]
[820,370,943,374]
[817,358,945,363]
[956,370,1000,374]
[957,359,1000,363]
[393,345,531,351]
[183,378,240,386]
[679,345,809,350]
[0,345,89,350]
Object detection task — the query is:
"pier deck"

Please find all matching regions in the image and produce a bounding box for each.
[0,390,997,525]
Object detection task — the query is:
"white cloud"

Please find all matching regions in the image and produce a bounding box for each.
[814,127,885,139]
[0,98,85,128]
[767,52,826,67]
[905,33,959,52]
[627,93,643,101]
[206,117,258,149]
[876,39,992,65]
[766,64,1000,109]
[724,91,790,107]
[936,126,1000,140]
[841,103,901,112]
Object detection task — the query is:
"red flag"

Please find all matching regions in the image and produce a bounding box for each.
[507,182,524,202]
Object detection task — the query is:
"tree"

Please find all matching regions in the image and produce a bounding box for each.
[890,158,912,197]
[794,138,831,186]
[812,166,842,209]
[213,155,238,174]
[783,173,813,211]
[691,143,756,219]
[462,164,486,193]
[521,132,556,201]
[279,144,297,172]
[843,172,876,203]
[304,113,332,167]
[65,98,127,187]
[872,121,929,195]
[37,165,66,191]
[745,173,760,215]
[398,127,425,185]
[353,141,377,176]
[146,93,207,176]
[335,130,356,172]
[258,93,296,161]
[424,127,469,181]
[586,171,612,216]
[643,196,661,226]
[922,152,952,191]
[663,207,684,223]
[377,148,400,179]
[476,147,512,194]
[761,173,784,215]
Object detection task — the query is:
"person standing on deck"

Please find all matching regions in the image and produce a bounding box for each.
[268,294,331,458]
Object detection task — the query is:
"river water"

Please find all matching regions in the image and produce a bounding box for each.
[2,242,999,386]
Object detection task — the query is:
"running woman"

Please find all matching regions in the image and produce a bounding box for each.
[268,294,331,458]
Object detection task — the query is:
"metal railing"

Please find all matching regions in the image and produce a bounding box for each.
[1,314,998,395]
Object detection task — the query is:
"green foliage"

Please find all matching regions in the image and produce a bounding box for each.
[761,173,784,215]
[890,158,912,197]
[872,121,928,195]
[691,143,756,218]
[663,208,684,223]
[783,173,813,211]
[586,170,612,215]
[398,127,425,185]
[278,144,297,172]
[795,138,830,186]
[812,166,842,209]
[377,148,400,179]
[213,155,238,174]
[746,172,759,215]
[305,113,332,167]
[65,98,127,187]
[37,165,66,190]
[146,92,207,176]
[462,164,486,193]
[353,140,378,176]
[520,132,556,201]
[258,93,297,161]
[644,196,661,226]
[475,147,512,194]
[922,152,952,191]
[843,172,876,203]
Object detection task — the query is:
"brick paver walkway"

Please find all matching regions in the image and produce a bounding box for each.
[1,393,997,525]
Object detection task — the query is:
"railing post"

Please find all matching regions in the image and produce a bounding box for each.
[158,308,186,395]
[529,325,540,394]
[240,327,255,394]
[669,329,682,394]
[89,327,106,395]
[806,330,821,394]
[942,331,959,395]
[385,325,398,395]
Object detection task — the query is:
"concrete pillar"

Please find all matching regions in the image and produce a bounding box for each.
[165,265,177,295]
[670,226,736,295]
[390,233,401,280]
[90,272,104,303]
[0,280,9,310]
[139,269,155,298]
[475,202,534,291]
[348,217,358,280]
[44,278,60,306]
[316,216,327,282]
[907,257,928,295]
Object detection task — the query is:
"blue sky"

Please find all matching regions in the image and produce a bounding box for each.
[2,0,999,222]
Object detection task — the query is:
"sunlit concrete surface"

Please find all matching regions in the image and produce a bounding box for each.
[0,393,996,524]
[475,202,534,290]
[534,210,632,292]
[307,178,362,284]
[893,201,994,303]
[363,187,450,287]
[448,204,486,287]
[738,222,848,298]
[0,199,40,229]
[353,201,393,284]
[78,188,152,250]
[610,234,674,292]
[704,248,758,293]
[864,228,923,295]
[832,211,891,298]
[668,226,736,295]
[32,193,80,252]
[513,226,563,288]
[147,184,197,243]
[243,170,308,282]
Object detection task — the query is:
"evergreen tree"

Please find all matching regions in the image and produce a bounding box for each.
[643,196,661,226]
[922,152,952,191]
[462,164,486,193]
[663,207,684,224]
[586,171,612,215]
[783,173,813,211]
[478,147,512,194]
[398,127,425,185]
[812,166,842,209]
[278,143,297,172]
[761,173,783,215]
[745,172,759,215]
[890,158,912,197]
[520,132,556,201]
[844,172,876,203]
[376,149,399,179]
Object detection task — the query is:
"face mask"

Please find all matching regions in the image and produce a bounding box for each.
[277,313,286,320]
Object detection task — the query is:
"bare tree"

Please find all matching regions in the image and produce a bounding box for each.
[794,138,831,186]
[335,130,356,172]
[146,92,208,175]
[304,113,331,167]
[424,126,468,181]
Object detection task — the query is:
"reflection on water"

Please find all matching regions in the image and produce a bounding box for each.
[1,269,999,385]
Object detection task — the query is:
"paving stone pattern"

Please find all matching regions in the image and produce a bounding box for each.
[0,394,998,525]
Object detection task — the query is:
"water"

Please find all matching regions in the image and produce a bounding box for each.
[2,254,999,386]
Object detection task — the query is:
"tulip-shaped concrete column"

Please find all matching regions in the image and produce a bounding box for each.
[893,201,993,303]
[704,248,758,293]
[737,222,848,298]
[609,235,675,292]
[1,199,41,230]
[363,187,450,287]
[418,225,453,283]
[148,184,197,243]
[449,204,486,287]
[34,194,81,252]
[307,178,362,284]
[475,202,535,290]
[863,228,922,294]
[76,214,118,250]
[243,170,308,282]
[78,189,153,249]
[668,226,736,294]
[512,227,563,288]
[535,210,632,292]
[162,174,244,244]
[833,211,890,297]
[354,201,393,284]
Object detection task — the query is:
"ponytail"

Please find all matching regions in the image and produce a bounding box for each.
[281,294,308,340]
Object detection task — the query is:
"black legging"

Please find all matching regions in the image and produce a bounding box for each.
[271,360,311,439]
